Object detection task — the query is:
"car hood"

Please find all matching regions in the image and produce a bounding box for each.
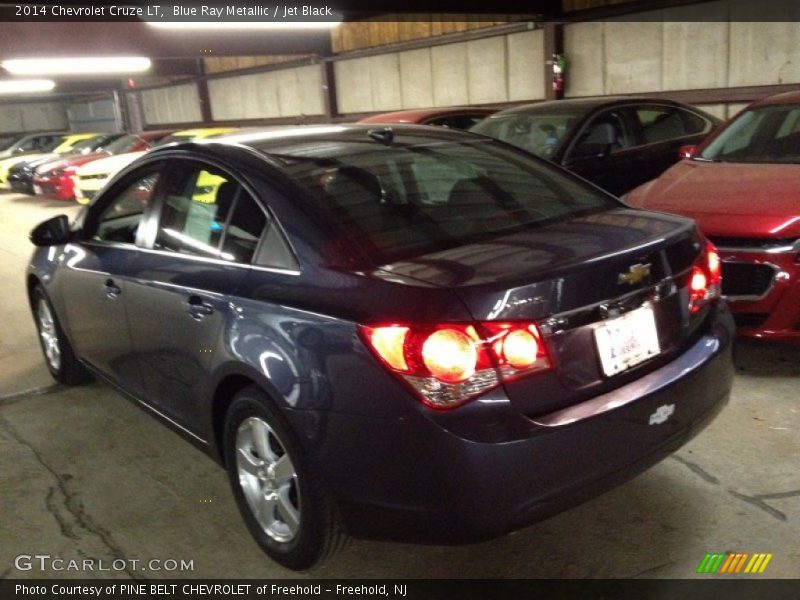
[628,161,800,238]
[0,152,51,170]
[75,151,144,176]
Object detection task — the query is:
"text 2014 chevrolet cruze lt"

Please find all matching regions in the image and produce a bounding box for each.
[27,125,734,569]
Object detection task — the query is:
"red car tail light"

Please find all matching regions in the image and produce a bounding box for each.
[359,321,552,410]
[689,240,722,314]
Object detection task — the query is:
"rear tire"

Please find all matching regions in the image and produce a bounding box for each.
[223,385,346,570]
[32,284,91,385]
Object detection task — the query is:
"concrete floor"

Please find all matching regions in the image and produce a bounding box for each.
[0,192,798,579]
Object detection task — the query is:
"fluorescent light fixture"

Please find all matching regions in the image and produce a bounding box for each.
[146,21,340,30]
[2,57,151,76]
[0,79,55,94]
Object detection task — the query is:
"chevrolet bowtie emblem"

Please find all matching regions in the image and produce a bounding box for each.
[618,263,651,285]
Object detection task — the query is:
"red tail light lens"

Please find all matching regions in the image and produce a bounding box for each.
[502,329,538,369]
[688,240,722,313]
[421,328,477,383]
[360,321,552,410]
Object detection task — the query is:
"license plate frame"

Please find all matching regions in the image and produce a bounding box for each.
[594,304,661,377]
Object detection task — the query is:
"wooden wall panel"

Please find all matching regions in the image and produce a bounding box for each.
[331,18,512,53]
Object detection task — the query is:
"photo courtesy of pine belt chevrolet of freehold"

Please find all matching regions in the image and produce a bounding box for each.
[27,125,734,570]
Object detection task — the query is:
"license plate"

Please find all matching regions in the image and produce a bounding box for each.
[33,184,42,194]
[594,305,661,377]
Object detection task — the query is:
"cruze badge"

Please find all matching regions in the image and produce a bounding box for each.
[618,263,651,285]
[649,404,675,425]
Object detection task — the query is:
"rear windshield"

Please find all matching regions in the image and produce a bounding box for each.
[278,138,618,264]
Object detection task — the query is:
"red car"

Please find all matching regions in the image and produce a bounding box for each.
[32,130,175,201]
[358,106,496,130]
[627,91,800,342]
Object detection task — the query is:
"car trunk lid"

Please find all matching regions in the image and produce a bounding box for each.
[374,208,705,416]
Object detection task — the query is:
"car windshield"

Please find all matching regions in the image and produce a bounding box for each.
[470,108,586,158]
[700,105,800,163]
[277,137,618,265]
[103,134,143,154]
[0,135,18,151]
[152,134,194,147]
[62,137,102,154]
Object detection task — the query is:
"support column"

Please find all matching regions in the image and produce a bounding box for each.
[544,22,565,101]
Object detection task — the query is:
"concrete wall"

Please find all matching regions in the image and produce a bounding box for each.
[140,83,202,126]
[0,102,67,133]
[207,63,324,121]
[565,1,800,98]
[334,28,544,114]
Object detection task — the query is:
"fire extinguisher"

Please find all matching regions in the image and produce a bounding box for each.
[552,53,567,96]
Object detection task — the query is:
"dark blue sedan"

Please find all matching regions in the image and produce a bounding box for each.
[27,125,734,570]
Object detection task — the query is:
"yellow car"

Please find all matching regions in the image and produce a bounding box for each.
[72,127,238,204]
[0,133,98,190]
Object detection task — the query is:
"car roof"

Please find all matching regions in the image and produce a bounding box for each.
[493,96,693,116]
[136,129,177,140]
[359,106,496,124]
[158,124,478,162]
[749,90,800,107]
[193,123,472,154]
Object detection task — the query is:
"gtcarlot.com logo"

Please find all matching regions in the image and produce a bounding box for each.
[14,554,195,573]
[696,552,773,574]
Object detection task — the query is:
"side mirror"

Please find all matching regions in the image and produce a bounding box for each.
[678,144,698,160]
[30,215,71,246]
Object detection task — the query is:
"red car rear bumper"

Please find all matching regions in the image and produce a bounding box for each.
[719,247,800,342]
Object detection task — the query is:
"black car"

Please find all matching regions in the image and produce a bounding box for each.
[28,125,734,570]
[471,97,721,195]
[9,134,124,195]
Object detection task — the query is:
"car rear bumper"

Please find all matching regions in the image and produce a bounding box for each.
[721,249,800,342]
[288,305,735,543]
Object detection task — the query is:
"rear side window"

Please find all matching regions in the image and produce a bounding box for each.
[153,162,268,264]
[281,138,617,264]
[154,165,237,259]
[636,107,709,143]
[569,109,634,161]
[221,191,267,263]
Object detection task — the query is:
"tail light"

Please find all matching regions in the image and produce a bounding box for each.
[359,321,551,410]
[689,240,722,314]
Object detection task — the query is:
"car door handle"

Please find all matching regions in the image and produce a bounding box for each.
[104,278,121,298]
[187,295,214,319]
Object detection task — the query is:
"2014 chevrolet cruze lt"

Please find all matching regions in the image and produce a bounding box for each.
[27,125,734,570]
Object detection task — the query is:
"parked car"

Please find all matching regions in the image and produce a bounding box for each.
[0,133,98,190]
[72,127,238,204]
[28,125,734,570]
[359,106,496,130]
[32,131,176,201]
[9,134,124,195]
[0,131,65,160]
[626,91,800,342]
[471,98,721,195]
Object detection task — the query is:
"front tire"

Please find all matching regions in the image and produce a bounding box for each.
[32,284,91,385]
[223,386,345,570]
